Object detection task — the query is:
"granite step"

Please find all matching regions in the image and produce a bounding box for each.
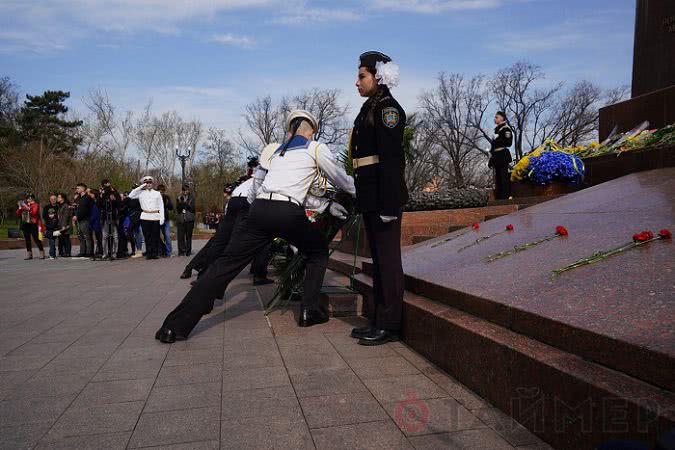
[350,271,675,450]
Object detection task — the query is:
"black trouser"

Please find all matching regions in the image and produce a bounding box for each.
[77,219,93,256]
[362,211,404,331]
[58,233,71,256]
[494,164,511,200]
[21,223,43,252]
[140,220,161,258]
[117,221,128,257]
[185,197,269,278]
[177,220,194,255]
[162,199,328,338]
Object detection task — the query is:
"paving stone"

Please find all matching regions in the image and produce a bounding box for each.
[0,422,52,450]
[363,374,448,403]
[221,385,303,421]
[283,351,349,375]
[408,428,513,449]
[73,378,155,406]
[0,396,75,427]
[349,356,421,380]
[222,365,290,392]
[299,392,388,429]
[38,355,108,377]
[35,431,131,449]
[164,348,223,367]
[145,382,221,412]
[128,407,220,448]
[426,371,491,410]
[311,420,413,450]
[290,367,369,398]
[475,407,541,446]
[6,372,92,400]
[135,441,219,450]
[515,442,555,450]
[220,416,313,450]
[383,397,485,437]
[222,343,284,369]
[43,401,144,441]
[0,369,37,400]
[156,363,222,387]
[93,358,164,382]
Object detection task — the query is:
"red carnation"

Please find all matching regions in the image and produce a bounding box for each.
[506,224,514,231]
[633,231,653,242]
[555,226,568,236]
[472,223,480,230]
[659,229,672,239]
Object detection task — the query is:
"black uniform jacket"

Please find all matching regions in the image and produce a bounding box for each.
[489,122,514,167]
[350,86,408,217]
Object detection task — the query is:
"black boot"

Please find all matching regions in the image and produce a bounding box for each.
[350,326,374,339]
[180,267,192,279]
[298,307,329,327]
[358,329,399,346]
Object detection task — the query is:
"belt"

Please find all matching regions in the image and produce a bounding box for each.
[492,147,508,153]
[258,192,301,206]
[142,209,160,214]
[352,155,379,169]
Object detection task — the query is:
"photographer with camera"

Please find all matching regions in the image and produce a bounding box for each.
[98,179,121,260]
[176,184,195,257]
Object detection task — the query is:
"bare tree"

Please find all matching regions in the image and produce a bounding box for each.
[134,101,159,173]
[418,73,492,188]
[81,88,134,159]
[0,76,20,123]
[280,88,350,146]
[204,127,239,180]
[238,95,281,156]
[491,61,562,160]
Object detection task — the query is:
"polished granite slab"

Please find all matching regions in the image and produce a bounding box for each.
[399,168,675,390]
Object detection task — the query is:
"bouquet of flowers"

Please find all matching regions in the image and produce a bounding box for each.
[526,150,585,185]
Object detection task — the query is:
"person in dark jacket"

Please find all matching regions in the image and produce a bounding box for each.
[88,189,103,258]
[176,185,195,256]
[116,192,130,258]
[56,193,72,257]
[127,189,144,258]
[42,195,59,259]
[488,111,514,200]
[73,183,93,257]
[44,203,60,259]
[158,184,174,257]
[98,182,121,260]
[349,51,408,346]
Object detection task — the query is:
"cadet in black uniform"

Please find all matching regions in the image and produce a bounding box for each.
[349,51,408,346]
[488,111,513,200]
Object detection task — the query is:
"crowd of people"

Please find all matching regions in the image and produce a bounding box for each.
[15,179,196,261]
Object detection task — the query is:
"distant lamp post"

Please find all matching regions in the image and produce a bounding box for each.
[175,145,191,187]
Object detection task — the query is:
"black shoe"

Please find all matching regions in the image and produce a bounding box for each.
[180,268,192,279]
[298,308,329,327]
[156,327,186,343]
[358,329,399,346]
[253,277,274,286]
[350,326,374,339]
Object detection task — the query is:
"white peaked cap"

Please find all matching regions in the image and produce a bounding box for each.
[286,110,318,132]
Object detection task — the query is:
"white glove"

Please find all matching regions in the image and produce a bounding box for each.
[380,215,397,223]
[328,202,348,220]
[53,230,61,237]
[160,220,165,226]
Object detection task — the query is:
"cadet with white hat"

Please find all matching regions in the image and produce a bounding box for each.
[128,176,164,260]
[156,110,355,343]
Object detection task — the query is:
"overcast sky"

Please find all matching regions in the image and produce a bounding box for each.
[1,0,635,134]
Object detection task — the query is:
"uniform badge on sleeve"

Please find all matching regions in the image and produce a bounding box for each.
[382,107,400,128]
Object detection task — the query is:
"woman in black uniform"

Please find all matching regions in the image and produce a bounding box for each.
[349,51,408,346]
